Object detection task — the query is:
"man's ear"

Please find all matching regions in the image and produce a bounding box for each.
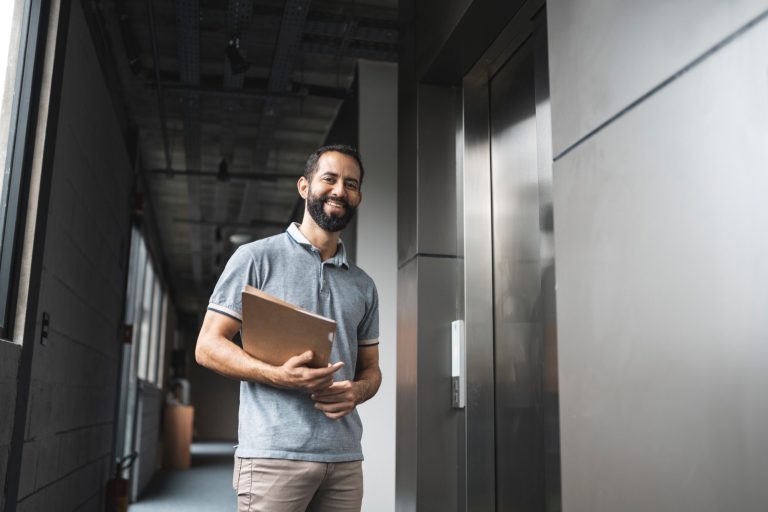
[297,176,308,200]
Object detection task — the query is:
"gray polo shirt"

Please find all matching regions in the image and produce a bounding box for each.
[208,223,379,462]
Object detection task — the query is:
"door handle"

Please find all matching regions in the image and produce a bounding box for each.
[451,320,466,408]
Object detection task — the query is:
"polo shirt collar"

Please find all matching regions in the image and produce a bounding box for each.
[287,223,349,269]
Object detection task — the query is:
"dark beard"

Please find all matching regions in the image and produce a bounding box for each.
[306,190,357,232]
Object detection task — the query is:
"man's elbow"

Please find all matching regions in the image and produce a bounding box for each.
[194,336,211,367]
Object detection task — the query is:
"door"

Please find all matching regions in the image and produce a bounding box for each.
[463,18,560,512]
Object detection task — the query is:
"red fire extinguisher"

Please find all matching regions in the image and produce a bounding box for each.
[106,452,137,512]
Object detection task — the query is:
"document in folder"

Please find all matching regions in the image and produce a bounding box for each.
[240,285,336,368]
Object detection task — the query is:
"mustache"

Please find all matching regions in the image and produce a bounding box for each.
[320,194,350,208]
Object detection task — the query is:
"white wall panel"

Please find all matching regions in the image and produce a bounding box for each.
[357,59,398,512]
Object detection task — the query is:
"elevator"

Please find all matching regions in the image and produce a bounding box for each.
[462,9,559,511]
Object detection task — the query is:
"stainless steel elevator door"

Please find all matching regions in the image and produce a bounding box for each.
[489,34,559,512]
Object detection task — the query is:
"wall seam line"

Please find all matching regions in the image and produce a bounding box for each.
[553,6,768,162]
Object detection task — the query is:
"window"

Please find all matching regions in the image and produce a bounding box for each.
[0,1,25,192]
[0,0,50,336]
[115,227,172,470]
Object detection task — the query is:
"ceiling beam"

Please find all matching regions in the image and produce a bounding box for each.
[147,169,299,181]
[174,0,205,293]
[239,0,314,226]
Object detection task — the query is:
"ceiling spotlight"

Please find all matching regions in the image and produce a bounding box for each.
[217,158,229,181]
[225,36,250,75]
[229,233,254,246]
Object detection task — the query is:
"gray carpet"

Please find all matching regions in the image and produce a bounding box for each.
[129,443,236,512]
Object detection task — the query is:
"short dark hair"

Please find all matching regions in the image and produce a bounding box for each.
[304,144,365,185]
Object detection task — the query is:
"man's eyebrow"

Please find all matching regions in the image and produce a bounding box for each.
[321,171,359,184]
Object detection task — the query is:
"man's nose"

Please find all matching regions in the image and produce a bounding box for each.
[331,180,347,197]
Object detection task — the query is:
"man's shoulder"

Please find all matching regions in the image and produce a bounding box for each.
[235,231,293,258]
[345,261,377,291]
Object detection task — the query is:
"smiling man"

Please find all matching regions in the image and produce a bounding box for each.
[195,145,381,512]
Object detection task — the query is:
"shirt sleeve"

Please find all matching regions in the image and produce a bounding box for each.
[207,246,256,321]
[357,282,379,345]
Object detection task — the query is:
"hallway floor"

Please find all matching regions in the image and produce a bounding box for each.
[129,443,236,511]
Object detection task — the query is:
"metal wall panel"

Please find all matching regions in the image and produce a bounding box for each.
[553,16,768,512]
[547,0,768,156]
[396,259,418,512]
[417,85,460,257]
[462,75,496,512]
[416,256,463,512]
[398,0,418,266]
[490,47,544,512]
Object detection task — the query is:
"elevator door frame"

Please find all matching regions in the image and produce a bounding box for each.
[461,5,550,510]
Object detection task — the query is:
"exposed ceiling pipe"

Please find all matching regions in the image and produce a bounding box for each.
[173,218,287,228]
[146,0,172,171]
[147,169,298,181]
[156,83,305,101]
[175,0,205,292]
[238,0,313,228]
[214,0,255,271]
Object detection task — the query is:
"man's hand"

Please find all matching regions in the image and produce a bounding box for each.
[311,380,362,420]
[269,350,344,392]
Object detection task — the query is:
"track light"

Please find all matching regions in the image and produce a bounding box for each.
[225,36,250,74]
[217,158,229,181]
[229,233,254,246]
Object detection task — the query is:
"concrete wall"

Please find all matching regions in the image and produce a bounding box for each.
[14,2,134,509]
[356,59,398,512]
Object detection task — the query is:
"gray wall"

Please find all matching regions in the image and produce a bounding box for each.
[189,358,239,442]
[14,2,134,509]
[0,343,20,511]
[133,383,163,500]
[397,77,464,511]
[549,2,768,511]
[356,59,398,512]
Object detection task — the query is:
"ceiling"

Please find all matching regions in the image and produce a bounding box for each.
[96,0,398,319]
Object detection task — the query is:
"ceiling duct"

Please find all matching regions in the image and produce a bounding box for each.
[238,0,313,228]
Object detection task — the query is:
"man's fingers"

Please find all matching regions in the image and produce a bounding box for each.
[311,386,350,400]
[312,392,352,403]
[304,361,344,377]
[285,350,314,368]
[315,401,353,413]
[307,377,334,392]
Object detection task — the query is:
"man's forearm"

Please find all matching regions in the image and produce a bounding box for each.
[353,365,382,405]
[196,332,342,392]
[196,333,279,385]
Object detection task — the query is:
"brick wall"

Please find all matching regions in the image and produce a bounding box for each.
[0,343,21,511]
[14,2,133,510]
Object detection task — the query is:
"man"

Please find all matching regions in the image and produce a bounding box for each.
[195,145,381,512]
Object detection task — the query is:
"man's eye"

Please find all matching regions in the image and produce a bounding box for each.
[346,183,359,190]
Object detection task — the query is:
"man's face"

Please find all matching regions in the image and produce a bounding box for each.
[301,151,362,232]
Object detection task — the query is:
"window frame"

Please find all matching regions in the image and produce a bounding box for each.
[0,0,51,338]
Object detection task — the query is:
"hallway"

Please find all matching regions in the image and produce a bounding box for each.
[129,444,235,512]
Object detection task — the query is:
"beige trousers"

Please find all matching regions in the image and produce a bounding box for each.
[233,456,363,512]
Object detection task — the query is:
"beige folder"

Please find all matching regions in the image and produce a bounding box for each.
[241,285,336,368]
